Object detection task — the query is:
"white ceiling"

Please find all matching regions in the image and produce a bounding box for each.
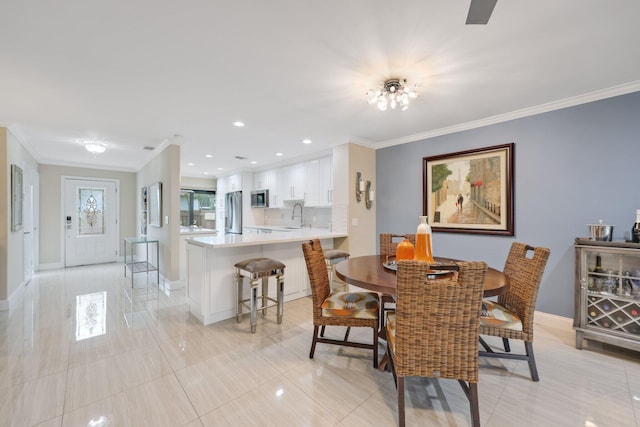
[1,1,639,178]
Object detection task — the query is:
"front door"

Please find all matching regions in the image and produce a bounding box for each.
[64,178,118,267]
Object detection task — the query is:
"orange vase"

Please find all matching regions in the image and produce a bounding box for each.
[414,216,435,263]
[396,238,415,261]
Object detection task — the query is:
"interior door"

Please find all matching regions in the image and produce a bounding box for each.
[64,178,118,267]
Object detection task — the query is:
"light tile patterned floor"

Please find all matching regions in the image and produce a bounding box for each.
[1,263,640,426]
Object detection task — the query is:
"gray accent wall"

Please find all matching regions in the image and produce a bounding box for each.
[376,91,640,318]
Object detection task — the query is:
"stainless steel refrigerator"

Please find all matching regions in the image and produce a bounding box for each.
[224,191,242,234]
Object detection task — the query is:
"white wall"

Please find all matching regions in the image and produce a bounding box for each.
[1,128,38,306]
[38,165,137,268]
[137,144,181,283]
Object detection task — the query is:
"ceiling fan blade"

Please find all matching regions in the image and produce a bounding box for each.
[466,0,497,25]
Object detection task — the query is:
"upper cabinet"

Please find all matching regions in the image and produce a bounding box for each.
[250,156,332,208]
[280,164,305,201]
[304,156,332,207]
[227,174,242,192]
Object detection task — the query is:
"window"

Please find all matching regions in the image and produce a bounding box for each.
[180,189,216,228]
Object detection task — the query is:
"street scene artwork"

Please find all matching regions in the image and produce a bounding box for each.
[423,144,514,236]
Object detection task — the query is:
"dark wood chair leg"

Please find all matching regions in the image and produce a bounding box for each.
[343,327,350,341]
[398,376,405,427]
[309,325,319,359]
[373,326,378,369]
[320,325,325,337]
[469,382,480,427]
[525,341,539,382]
[502,337,511,352]
[387,342,397,386]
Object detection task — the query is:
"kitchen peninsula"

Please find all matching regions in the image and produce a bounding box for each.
[185,228,347,325]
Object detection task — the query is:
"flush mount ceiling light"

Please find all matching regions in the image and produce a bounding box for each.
[366,78,418,111]
[84,141,107,155]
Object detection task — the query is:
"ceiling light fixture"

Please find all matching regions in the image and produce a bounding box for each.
[233,121,245,127]
[302,139,312,144]
[84,141,107,155]
[366,78,418,111]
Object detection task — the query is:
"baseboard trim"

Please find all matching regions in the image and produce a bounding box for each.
[163,278,184,291]
[38,262,65,271]
[0,279,28,312]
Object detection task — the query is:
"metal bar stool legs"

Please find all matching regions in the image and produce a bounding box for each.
[234,258,286,333]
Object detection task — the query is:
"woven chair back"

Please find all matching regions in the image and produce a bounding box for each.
[394,260,487,382]
[498,243,550,337]
[302,239,332,321]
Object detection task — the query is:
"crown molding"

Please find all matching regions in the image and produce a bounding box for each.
[375,80,640,149]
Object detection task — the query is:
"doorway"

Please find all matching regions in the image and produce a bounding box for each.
[64,178,119,267]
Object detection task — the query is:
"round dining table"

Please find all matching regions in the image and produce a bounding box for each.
[334,255,509,298]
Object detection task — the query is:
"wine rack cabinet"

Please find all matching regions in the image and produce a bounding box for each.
[574,238,640,351]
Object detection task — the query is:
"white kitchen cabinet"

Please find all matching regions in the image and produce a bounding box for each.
[303,156,332,207]
[266,168,282,207]
[304,159,321,206]
[253,170,269,191]
[227,173,242,192]
[318,156,333,206]
[280,164,305,201]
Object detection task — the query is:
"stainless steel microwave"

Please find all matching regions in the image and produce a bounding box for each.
[251,189,269,208]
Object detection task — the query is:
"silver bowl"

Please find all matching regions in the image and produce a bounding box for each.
[588,223,614,241]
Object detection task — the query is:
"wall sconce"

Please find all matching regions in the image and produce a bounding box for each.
[365,180,374,210]
[355,172,364,202]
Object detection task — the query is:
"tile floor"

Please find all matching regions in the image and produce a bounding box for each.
[2,263,640,426]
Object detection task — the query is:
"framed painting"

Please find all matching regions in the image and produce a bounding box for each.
[149,182,162,227]
[423,143,514,236]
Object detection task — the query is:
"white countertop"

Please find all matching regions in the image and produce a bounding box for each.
[180,227,218,235]
[185,228,346,248]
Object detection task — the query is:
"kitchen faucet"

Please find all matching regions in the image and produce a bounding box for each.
[291,202,304,228]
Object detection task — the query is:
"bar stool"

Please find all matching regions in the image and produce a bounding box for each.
[324,249,350,292]
[234,258,286,333]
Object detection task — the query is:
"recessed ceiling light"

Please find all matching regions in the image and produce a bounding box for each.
[204,172,209,175]
[233,121,245,127]
[217,167,223,170]
[302,139,312,144]
[276,152,283,156]
[251,161,257,164]
[205,154,213,158]
[187,162,195,166]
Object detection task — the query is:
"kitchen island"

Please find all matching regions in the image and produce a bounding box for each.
[186,228,347,325]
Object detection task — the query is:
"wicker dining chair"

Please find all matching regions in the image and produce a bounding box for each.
[479,242,550,382]
[302,239,380,368]
[386,260,487,427]
[379,234,416,331]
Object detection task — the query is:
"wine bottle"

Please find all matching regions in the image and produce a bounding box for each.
[594,255,604,273]
[632,209,640,243]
